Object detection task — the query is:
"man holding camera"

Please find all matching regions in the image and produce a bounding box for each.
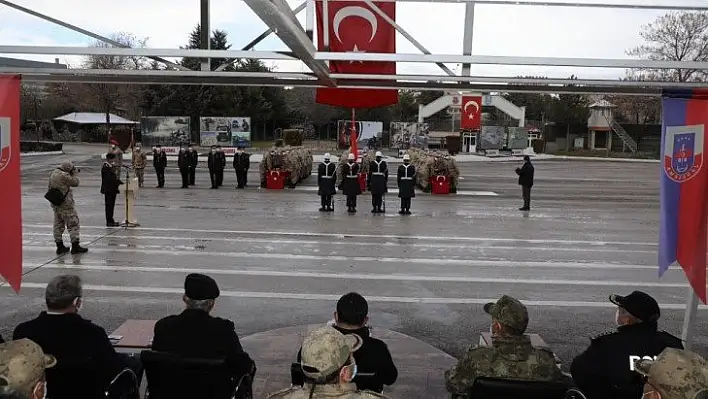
[47,161,88,255]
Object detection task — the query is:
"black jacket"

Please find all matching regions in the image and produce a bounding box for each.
[100,162,121,195]
[0,333,4,343]
[397,164,416,198]
[208,152,226,171]
[153,151,167,169]
[516,162,534,187]
[178,151,190,169]
[187,150,198,167]
[13,312,126,397]
[152,309,254,378]
[296,326,398,393]
[341,162,361,196]
[317,161,337,196]
[367,160,389,194]
[233,152,250,171]
[570,322,683,399]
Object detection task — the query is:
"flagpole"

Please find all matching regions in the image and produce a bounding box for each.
[681,287,700,350]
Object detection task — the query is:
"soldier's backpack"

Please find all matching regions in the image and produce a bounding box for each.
[44,187,69,206]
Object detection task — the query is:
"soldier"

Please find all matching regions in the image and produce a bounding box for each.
[178,146,190,188]
[47,161,88,254]
[110,141,123,177]
[208,145,219,189]
[635,348,708,399]
[396,154,416,215]
[153,145,167,188]
[515,155,535,211]
[367,151,388,213]
[0,339,57,399]
[267,326,387,399]
[341,153,361,213]
[131,143,147,188]
[445,295,562,397]
[233,146,250,189]
[187,143,198,186]
[318,153,337,212]
[215,145,226,187]
[101,153,123,227]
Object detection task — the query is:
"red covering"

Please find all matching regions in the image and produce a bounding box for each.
[431,175,450,195]
[0,75,21,292]
[266,169,289,190]
[358,173,367,192]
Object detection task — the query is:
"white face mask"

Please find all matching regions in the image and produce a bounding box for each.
[136,147,141,151]
[615,308,623,326]
[111,145,116,150]
[33,381,46,399]
[211,149,215,153]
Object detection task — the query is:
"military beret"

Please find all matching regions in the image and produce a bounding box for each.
[184,273,220,300]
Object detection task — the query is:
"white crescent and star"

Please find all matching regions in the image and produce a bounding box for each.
[332,6,378,64]
[463,100,480,120]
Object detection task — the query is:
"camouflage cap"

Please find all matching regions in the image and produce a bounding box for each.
[0,339,56,395]
[635,348,708,398]
[59,161,74,172]
[484,295,529,333]
[300,326,362,380]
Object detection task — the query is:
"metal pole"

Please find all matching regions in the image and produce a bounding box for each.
[323,0,330,50]
[306,0,315,41]
[681,288,700,350]
[200,0,211,72]
[461,2,475,76]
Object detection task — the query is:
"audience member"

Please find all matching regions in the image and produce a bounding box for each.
[269,326,387,398]
[151,273,255,379]
[12,275,140,398]
[635,347,708,399]
[445,295,562,396]
[0,335,4,344]
[296,293,398,393]
[0,339,56,399]
[571,291,683,399]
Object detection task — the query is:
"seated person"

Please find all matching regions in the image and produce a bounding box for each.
[445,295,562,396]
[0,339,56,399]
[295,292,398,393]
[152,273,255,379]
[634,347,708,399]
[269,326,387,398]
[12,275,137,396]
[0,334,4,344]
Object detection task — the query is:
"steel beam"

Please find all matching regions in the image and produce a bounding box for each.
[461,2,475,76]
[200,0,210,71]
[312,0,708,10]
[0,0,191,71]
[0,67,315,79]
[0,45,296,60]
[242,0,334,86]
[306,0,315,41]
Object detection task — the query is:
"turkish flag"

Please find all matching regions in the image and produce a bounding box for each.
[0,75,22,292]
[460,96,482,130]
[315,1,398,108]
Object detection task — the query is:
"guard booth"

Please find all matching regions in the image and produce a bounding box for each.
[462,131,477,153]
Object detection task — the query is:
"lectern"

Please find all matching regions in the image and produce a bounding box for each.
[123,168,140,227]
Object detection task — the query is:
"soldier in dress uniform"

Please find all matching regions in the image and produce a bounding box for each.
[396,154,416,215]
[153,145,167,188]
[341,153,361,213]
[101,153,122,227]
[215,145,226,187]
[445,295,562,397]
[233,146,250,189]
[318,153,337,212]
[207,145,219,189]
[367,151,388,213]
[131,143,147,187]
[187,144,198,186]
[267,326,387,399]
[178,146,190,188]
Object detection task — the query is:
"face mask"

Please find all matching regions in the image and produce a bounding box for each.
[188,147,193,151]
[136,146,141,150]
[615,309,622,326]
[111,145,116,150]
[33,381,46,399]
[211,149,215,153]
[180,148,185,152]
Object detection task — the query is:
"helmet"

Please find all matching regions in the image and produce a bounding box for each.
[347,153,355,160]
[375,151,383,157]
[403,154,411,161]
[323,153,331,159]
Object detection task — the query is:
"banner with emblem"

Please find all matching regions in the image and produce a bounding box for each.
[658,89,708,303]
[0,75,22,292]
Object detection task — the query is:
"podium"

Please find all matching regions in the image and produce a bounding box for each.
[123,171,140,227]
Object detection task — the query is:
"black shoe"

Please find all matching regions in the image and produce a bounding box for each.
[70,242,88,254]
[399,210,405,214]
[106,221,120,227]
[319,207,327,212]
[372,208,377,213]
[405,210,412,215]
[55,241,69,255]
[327,207,334,212]
[519,207,530,211]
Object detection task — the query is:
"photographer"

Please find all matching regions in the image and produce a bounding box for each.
[46,161,88,254]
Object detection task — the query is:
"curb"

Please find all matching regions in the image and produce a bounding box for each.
[20,151,64,157]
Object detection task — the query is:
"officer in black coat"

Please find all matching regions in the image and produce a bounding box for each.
[177,146,190,188]
[233,147,250,189]
[187,144,198,186]
[515,155,534,211]
[367,151,388,214]
[341,153,361,213]
[152,273,256,394]
[207,145,226,189]
[318,153,337,212]
[153,145,168,188]
[397,154,416,215]
[101,153,123,227]
[570,291,683,399]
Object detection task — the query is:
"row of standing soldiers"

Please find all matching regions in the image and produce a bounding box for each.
[318,152,416,214]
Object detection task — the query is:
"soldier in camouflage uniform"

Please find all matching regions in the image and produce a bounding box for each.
[131,143,147,187]
[268,326,388,399]
[0,338,56,399]
[48,161,88,255]
[445,295,561,397]
[110,143,123,177]
[635,347,708,399]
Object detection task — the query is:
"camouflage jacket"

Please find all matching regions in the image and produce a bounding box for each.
[445,335,561,395]
[48,168,79,210]
[267,383,387,399]
[132,149,147,168]
[112,148,123,166]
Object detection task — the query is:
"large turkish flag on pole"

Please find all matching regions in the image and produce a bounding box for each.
[315,1,398,108]
[460,96,482,130]
[0,75,22,292]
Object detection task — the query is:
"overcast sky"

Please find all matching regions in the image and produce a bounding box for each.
[0,0,705,80]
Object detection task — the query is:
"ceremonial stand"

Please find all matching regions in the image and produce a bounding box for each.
[122,166,140,227]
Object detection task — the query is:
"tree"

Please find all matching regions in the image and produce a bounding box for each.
[628,11,708,82]
[607,72,661,124]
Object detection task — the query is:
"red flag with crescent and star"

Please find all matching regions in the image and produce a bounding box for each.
[460,96,482,130]
[315,1,398,108]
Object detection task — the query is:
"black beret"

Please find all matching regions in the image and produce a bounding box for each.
[184,273,220,300]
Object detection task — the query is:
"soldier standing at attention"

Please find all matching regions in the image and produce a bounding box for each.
[233,146,250,189]
[153,145,167,188]
[101,153,122,227]
[131,143,147,187]
[178,146,190,188]
[110,142,123,177]
[341,153,361,213]
[367,151,388,214]
[215,145,226,187]
[48,161,88,254]
[187,144,198,186]
[396,154,416,215]
[318,153,337,212]
[207,145,219,189]
[445,295,561,397]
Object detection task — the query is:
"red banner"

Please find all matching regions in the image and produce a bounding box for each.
[315,1,398,108]
[0,75,22,292]
[460,96,482,130]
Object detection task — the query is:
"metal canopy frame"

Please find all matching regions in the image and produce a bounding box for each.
[1,0,708,95]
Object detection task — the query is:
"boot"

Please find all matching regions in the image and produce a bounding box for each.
[399,209,405,215]
[55,241,69,255]
[405,209,412,215]
[70,241,88,254]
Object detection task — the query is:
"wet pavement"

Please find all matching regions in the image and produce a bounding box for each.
[3,146,707,393]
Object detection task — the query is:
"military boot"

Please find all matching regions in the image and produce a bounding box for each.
[70,241,88,254]
[55,241,70,255]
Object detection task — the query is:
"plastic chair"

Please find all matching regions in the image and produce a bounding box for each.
[106,369,139,399]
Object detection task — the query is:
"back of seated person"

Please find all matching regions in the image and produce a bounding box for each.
[12,275,125,397]
[445,295,562,396]
[296,293,398,393]
[0,339,57,399]
[151,273,255,379]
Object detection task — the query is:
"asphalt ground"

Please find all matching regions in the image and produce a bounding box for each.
[4,146,705,378]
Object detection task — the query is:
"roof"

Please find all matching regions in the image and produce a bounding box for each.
[588,99,616,108]
[54,112,138,125]
[0,57,67,69]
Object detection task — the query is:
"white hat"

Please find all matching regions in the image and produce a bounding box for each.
[375,151,383,157]
[403,154,410,160]
[348,153,355,160]
[323,153,331,159]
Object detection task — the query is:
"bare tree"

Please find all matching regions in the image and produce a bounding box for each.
[608,72,661,125]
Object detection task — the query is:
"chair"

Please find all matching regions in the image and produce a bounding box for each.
[466,377,570,399]
[106,369,140,399]
[45,357,104,399]
[141,350,252,399]
[563,388,588,399]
